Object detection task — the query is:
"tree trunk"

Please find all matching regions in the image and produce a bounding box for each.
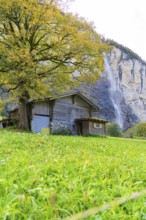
[18,98,29,130]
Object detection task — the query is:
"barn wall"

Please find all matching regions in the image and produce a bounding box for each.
[52,96,91,134]
[30,96,96,134]
[32,101,50,115]
[89,122,105,134]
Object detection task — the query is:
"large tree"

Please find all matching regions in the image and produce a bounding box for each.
[0,0,111,130]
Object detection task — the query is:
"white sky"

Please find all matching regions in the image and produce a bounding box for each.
[68,0,146,60]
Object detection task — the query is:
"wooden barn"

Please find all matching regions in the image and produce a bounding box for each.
[7,92,108,135]
[29,92,108,135]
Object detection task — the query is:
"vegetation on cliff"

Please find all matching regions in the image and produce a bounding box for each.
[105,39,146,64]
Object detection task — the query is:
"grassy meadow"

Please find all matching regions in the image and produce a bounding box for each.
[0,130,146,219]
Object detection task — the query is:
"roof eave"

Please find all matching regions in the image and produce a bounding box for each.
[75,117,109,123]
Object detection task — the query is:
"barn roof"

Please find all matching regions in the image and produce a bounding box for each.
[28,92,99,110]
[75,117,108,123]
[50,92,99,110]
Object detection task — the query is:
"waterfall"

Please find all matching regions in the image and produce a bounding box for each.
[104,56,123,129]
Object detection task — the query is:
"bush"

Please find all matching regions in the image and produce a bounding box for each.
[106,123,122,137]
[135,122,146,137]
[85,133,106,138]
[124,125,137,137]
[52,127,73,136]
[125,122,146,138]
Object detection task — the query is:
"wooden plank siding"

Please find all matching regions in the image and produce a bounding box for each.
[32,101,50,115]
[51,96,91,134]
[89,122,105,134]
[75,118,108,135]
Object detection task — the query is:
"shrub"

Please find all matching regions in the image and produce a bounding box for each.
[85,133,106,138]
[52,127,73,136]
[124,125,137,137]
[135,122,146,137]
[125,122,146,138]
[106,123,122,137]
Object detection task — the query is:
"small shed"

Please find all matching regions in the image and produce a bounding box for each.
[0,118,14,128]
[75,117,108,135]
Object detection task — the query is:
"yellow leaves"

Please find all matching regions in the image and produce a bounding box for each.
[0,98,4,112]
[0,0,111,104]
[63,25,76,36]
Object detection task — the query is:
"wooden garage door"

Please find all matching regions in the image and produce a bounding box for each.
[31,115,50,133]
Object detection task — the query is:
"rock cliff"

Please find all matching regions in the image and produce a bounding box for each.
[79,42,146,131]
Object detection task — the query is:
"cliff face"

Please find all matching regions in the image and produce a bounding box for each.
[79,46,146,131]
[105,47,146,130]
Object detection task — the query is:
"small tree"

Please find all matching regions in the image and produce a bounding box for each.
[135,122,146,137]
[106,123,122,137]
[125,122,146,137]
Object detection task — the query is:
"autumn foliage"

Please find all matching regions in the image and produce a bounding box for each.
[0,0,111,129]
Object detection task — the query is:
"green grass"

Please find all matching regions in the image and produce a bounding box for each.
[0,130,146,219]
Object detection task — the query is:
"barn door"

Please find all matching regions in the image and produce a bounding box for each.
[31,115,50,133]
[76,122,82,135]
